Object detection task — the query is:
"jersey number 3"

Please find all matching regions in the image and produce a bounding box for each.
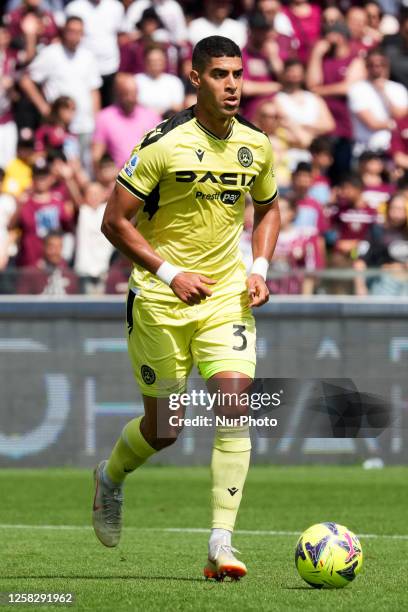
[232,324,247,351]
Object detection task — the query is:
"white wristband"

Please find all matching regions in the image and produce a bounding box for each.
[156,261,182,286]
[250,257,269,280]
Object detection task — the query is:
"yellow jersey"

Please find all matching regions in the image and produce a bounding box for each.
[117,106,278,300]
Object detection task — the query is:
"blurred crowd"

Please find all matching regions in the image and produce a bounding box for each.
[0,0,408,296]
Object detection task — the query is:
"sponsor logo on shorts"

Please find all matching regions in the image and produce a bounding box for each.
[124,153,139,177]
[195,190,241,205]
[141,365,156,385]
[237,147,253,167]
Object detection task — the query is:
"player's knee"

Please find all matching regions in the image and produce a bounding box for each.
[147,425,182,450]
[141,419,183,451]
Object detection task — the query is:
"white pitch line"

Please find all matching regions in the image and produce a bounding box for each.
[0,524,407,540]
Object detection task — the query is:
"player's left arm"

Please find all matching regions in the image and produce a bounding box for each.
[248,138,281,307]
[249,200,280,306]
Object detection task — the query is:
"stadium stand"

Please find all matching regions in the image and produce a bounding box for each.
[0,0,407,295]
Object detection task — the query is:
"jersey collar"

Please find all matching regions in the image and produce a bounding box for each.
[194,111,235,141]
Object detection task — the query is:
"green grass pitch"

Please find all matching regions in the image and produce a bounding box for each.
[1,466,407,611]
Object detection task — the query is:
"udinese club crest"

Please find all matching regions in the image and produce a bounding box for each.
[141,365,156,385]
[237,147,253,167]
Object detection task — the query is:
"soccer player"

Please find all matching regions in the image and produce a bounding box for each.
[92,35,280,580]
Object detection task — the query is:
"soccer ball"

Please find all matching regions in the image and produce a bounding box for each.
[295,522,363,588]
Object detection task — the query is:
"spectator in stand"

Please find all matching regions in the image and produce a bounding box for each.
[34,102,87,211]
[322,6,344,30]
[255,0,294,37]
[20,16,102,173]
[74,181,114,293]
[255,99,311,188]
[119,8,178,75]
[0,167,17,271]
[8,160,74,267]
[119,0,134,37]
[269,196,325,294]
[188,0,247,49]
[358,150,395,212]
[306,22,366,179]
[46,149,85,214]
[308,136,333,206]
[0,20,18,169]
[382,11,408,89]
[328,173,378,270]
[105,251,132,294]
[354,192,408,296]
[34,96,79,160]
[289,162,329,237]
[134,44,184,115]
[346,5,381,55]
[4,0,58,64]
[121,0,188,46]
[65,0,124,108]
[16,230,79,294]
[92,72,161,170]
[367,0,399,36]
[282,0,322,64]
[365,1,384,34]
[95,154,117,200]
[347,48,408,155]
[5,1,66,26]
[255,0,298,62]
[2,130,35,197]
[240,11,282,120]
[274,59,335,168]
[390,115,408,176]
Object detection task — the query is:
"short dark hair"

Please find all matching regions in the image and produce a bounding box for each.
[65,16,84,27]
[358,150,383,163]
[310,136,333,155]
[32,160,51,177]
[192,36,241,72]
[339,173,363,190]
[293,161,312,175]
[44,231,63,244]
[364,0,383,16]
[283,58,303,72]
[99,153,115,166]
[366,47,388,62]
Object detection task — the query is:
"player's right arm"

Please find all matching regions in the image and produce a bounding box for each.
[102,161,215,306]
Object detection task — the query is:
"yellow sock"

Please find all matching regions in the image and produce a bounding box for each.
[105,416,156,484]
[211,427,251,531]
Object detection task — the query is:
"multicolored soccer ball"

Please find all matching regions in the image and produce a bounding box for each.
[295,522,363,588]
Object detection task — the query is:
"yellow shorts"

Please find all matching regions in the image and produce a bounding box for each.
[126,287,256,397]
